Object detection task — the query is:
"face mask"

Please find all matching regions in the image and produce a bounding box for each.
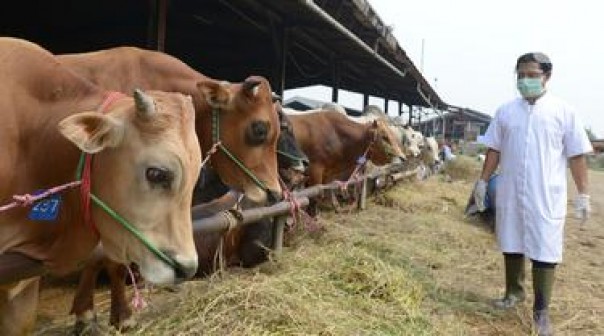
[517,77,544,98]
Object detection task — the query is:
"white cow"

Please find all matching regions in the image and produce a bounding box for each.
[421,136,442,171]
[397,126,423,158]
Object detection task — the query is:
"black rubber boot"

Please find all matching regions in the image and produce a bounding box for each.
[493,253,526,309]
[532,266,555,336]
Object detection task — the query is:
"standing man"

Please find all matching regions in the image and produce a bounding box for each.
[474,52,592,336]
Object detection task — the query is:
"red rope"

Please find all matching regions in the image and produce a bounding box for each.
[80,91,125,235]
[80,154,98,235]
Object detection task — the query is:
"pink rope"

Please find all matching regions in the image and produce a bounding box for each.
[127,265,147,311]
[279,177,301,228]
[279,177,320,232]
[201,141,221,169]
[0,181,82,213]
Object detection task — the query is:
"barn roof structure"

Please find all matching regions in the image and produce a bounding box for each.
[1,0,448,116]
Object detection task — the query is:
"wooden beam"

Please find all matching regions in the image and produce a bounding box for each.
[331,55,340,102]
[147,0,167,51]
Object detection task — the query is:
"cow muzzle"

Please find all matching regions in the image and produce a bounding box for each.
[139,252,198,285]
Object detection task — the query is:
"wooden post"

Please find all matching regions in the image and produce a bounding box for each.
[272,24,290,97]
[363,94,369,108]
[331,55,339,102]
[408,105,413,125]
[273,215,287,255]
[358,176,368,210]
[384,98,389,114]
[147,0,167,51]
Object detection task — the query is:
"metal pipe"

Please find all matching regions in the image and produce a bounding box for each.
[193,197,310,233]
[297,0,407,79]
[359,176,368,210]
[273,216,287,254]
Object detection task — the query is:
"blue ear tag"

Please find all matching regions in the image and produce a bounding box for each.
[29,191,62,221]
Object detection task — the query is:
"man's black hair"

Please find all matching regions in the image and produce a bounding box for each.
[516,52,552,74]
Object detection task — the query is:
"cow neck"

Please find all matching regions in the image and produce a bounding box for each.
[343,122,376,163]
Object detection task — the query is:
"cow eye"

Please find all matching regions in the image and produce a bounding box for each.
[246,120,270,146]
[146,167,173,189]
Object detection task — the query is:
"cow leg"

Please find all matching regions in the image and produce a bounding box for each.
[71,256,106,336]
[106,261,134,330]
[306,167,324,217]
[0,277,40,336]
[330,189,344,213]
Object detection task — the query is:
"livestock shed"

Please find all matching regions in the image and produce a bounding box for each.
[0,0,448,121]
[416,106,492,140]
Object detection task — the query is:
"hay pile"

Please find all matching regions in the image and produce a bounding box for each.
[441,156,482,182]
[35,169,604,335]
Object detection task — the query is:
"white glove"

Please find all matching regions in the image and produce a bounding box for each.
[473,179,488,212]
[574,194,591,222]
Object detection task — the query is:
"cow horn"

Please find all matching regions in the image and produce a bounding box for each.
[133,89,155,118]
[242,79,262,97]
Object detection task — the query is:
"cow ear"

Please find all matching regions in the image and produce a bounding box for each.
[241,77,262,98]
[197,80,232,108]
[58,112,124,154]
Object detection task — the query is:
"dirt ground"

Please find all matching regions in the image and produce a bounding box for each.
[33,169,604,335]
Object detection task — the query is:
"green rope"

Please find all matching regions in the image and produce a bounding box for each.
[90,193,178,269]
[211,107,270,192]
[212,108,219,144]
[218,144,269,191]
[276,149,307,162]
[75,153,86,180]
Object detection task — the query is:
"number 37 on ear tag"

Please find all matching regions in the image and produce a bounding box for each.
[29,192,62,221]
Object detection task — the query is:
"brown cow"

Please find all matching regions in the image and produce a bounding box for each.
[0,38,201,335]
[69,108,308,334]
[58,47,284,332]
[285,109,405,185]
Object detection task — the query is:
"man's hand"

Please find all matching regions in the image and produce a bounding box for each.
[473,179,488,212]
[574,194,591,223]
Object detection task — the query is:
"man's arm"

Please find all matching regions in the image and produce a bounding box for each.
[480,148,500,181]
[569,154,588,194]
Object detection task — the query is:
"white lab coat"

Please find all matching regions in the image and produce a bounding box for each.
[481,92,592,262]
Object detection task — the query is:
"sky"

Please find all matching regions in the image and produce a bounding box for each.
[284,0,603,138]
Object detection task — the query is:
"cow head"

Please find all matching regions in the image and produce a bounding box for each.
[196,76,281,204]
[421,136,441,167]
[399,126,422,157]
[58,90,201,285]
[367,119,406,165]
[275,101,308,189]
